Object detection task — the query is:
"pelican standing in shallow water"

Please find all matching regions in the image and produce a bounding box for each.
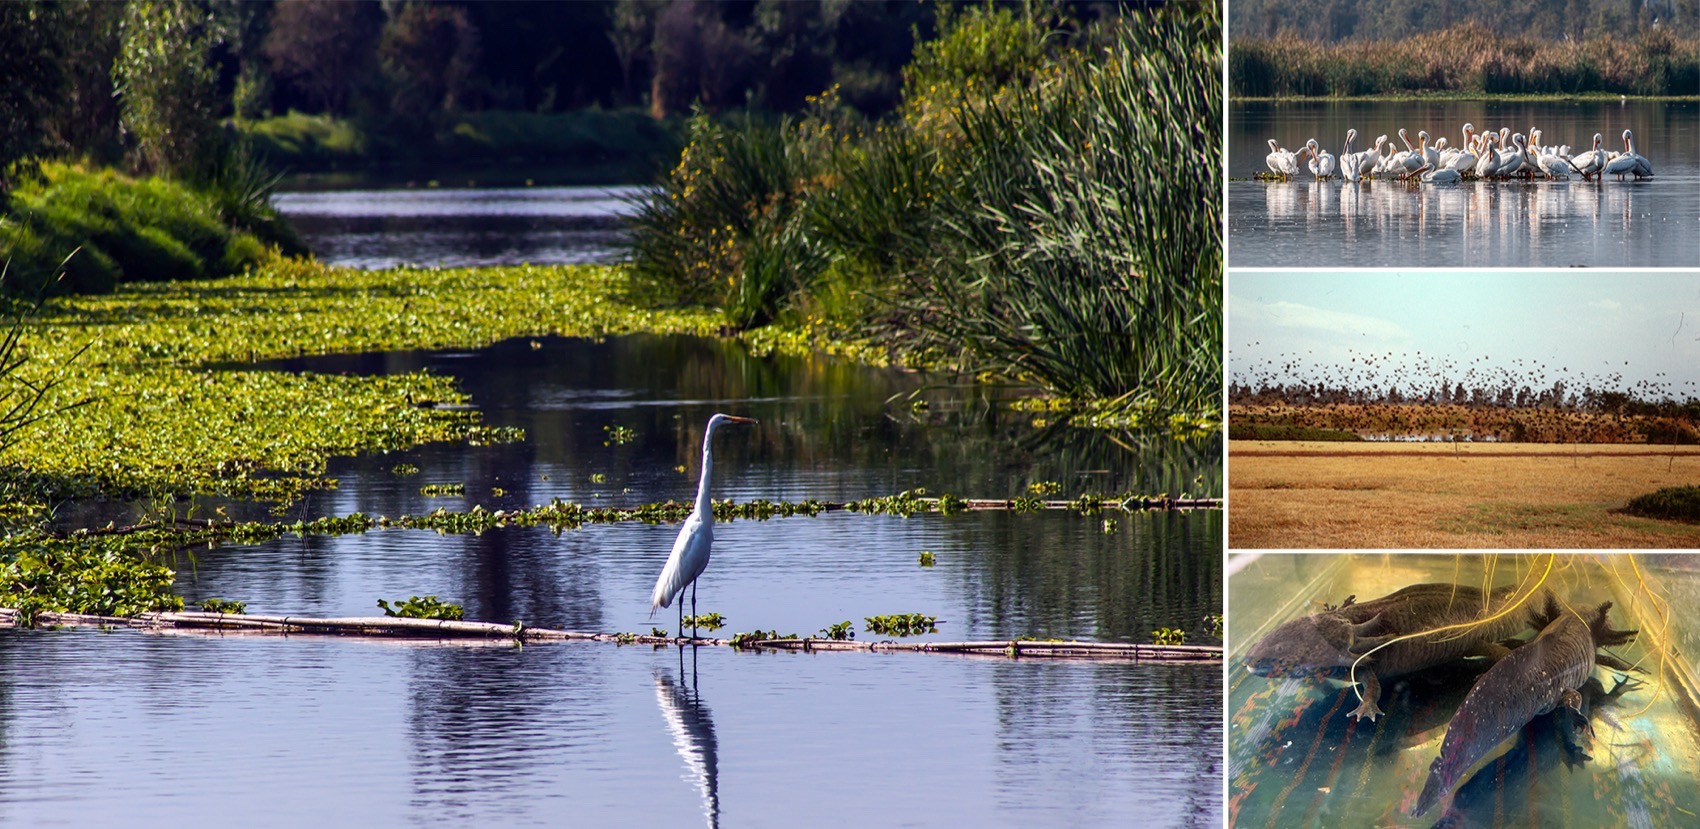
[651,413,759,638]
[1571,133,1606,179]
[1306,138,1336,179]
[1265,139,1301,179]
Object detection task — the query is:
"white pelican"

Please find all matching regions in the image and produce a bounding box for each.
[1413,161,1461,183]
[1353,134,1385,179]
[1418,130,1440,170]
[1306,138,1336,179]
[1621,129,1653,177]
[1474,133,1501,178]
[1570,133,1606,179]
[1266,139,1302,179]
[1340,129,1361,181]
[1495,133,1528,177]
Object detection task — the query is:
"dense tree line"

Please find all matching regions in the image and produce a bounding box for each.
[1231,0,1700,40]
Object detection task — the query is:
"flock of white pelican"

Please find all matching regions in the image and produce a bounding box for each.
[1263,124,1654,183]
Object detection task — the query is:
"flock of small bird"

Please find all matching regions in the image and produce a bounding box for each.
[1230,347,1699,409]
[1263,124,1655,183]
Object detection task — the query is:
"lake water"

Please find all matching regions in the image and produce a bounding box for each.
[1228,100,1700,267]
[272,186,642,269]
[13,334,1223,826]
[1228,553,1700,829]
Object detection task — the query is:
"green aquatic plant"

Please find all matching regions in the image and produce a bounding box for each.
[602,424,636,445]
[819,620,855,640]
[1151,627,1187,645]
[917,550,936,567]
[391,463,419,476]
[198,597,246,614]
[419,483,466,497]
[376,595,464,621]
[729,629,798,648]
[682,612,725,631]
[1026,481,1062,496]
[0,537,183,625]
[865,613,939,637]
[1204,614,1223,638]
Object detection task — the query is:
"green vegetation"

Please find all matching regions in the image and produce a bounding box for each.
[1232,24,1700,97]
[1151,627,1187,645]
[819,620,855,641]
[391,463,419,476]
[865,613,940,637]
[419,483,466,497]
[377,595,464,621]
[1205,614,1223,638]
[682,612,725,632]
[199,598,246,614]
[729,629,799,648]
[628,4,1222,422]
[1624,486,1700,522]
[0,260,723,509]
[917,551,936,568]
[0,538,183,624]
[602,424,637,446]
[1227,423,1365,442]
[1,163,301,297]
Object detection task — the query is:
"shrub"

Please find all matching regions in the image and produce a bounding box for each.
[1624,486,1700,522]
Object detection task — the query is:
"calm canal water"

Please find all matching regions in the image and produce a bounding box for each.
[273,185,641,269]
[14,333,1223,826]
[1228,100,1700,267]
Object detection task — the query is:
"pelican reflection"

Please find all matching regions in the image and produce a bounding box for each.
[654,648,720,828]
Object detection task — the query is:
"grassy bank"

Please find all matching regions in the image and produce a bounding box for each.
[0,162,305,296]
[627,5,1222,424]
[1231,23,1700,97]
[240,109,682,185]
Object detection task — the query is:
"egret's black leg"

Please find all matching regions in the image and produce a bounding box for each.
[677,599,684,640]
[690,581,698,641]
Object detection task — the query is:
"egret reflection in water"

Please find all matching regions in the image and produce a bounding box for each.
[655,648,720,829]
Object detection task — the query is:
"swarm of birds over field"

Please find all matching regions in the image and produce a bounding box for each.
[1230,346,1700,443]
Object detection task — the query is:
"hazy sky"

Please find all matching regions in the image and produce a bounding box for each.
[1229,271,1700,399]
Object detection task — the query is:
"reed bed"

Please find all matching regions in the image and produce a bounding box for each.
[628,5,1222,419]
[1232,23,1700,97]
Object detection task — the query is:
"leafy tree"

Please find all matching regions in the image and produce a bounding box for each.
[379,2,483,116]
[262,0,383,115]
[114,0,222,180]
[0,3,65,200]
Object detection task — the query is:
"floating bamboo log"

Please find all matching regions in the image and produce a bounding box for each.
[0,608,1221,661]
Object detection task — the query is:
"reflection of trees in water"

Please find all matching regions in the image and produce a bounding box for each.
[654,648,720,829]
[404,647,597,822]
[989,661,1221,827]
[950,510,1222,642]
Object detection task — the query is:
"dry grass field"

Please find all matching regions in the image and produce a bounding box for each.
[1229,441,1700,548]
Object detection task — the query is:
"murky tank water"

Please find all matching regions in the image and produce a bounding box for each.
[1228,553,1700,829]
[273,186,642,268]
[1228,100,1700,267]
[13,334,1223,826]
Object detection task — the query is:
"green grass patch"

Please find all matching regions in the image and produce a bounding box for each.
[1228,423,1363,442]
[1,162,302,297]
[1623,486,1700,523]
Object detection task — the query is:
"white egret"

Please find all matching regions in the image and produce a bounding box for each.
[651,412,758,638]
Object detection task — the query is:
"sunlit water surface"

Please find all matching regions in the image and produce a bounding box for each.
[273,185,641,269]
[19,334,1223,827]
[1228,100,1700,267]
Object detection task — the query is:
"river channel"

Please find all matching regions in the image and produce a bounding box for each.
[7,188,1223,826]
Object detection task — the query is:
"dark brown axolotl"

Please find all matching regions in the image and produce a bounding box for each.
[1412,596,1637,818]
[1243,582,1540,722]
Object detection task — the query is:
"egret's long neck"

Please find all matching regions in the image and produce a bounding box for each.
[694,425,717,516]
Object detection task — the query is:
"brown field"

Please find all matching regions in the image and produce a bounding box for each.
[1229,441,1700,548]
